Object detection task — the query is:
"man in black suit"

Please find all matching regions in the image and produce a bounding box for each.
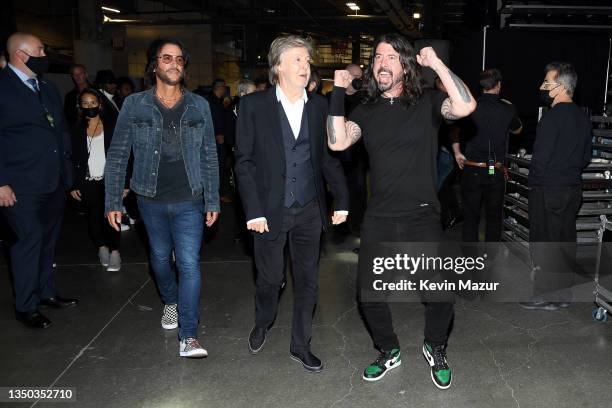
[235,35,349,373]
[0,32,77,329]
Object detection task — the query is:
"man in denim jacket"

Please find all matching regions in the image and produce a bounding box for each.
[104,38,219,358]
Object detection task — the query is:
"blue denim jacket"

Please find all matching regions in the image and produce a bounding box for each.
[104,88,219,213]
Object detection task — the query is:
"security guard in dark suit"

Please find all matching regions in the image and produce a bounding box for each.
[0,32,77,329]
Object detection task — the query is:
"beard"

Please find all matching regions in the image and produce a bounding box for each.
[156,68,183,86]
[376,68,402,92]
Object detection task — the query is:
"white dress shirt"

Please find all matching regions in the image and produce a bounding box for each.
[246,86,347,226]
[276,86,307,139]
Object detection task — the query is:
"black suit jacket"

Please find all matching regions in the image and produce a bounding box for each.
[0,66,73,194]
[234,86,349,240]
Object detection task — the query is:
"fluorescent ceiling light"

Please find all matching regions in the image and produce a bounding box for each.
[103,15,138,23]
[101,6,121,13]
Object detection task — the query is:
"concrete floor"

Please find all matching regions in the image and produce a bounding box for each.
[1,202,611,408]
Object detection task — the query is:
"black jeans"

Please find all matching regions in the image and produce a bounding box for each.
[461,168,505,242]
[82,179,120,251]
[253,200,322,353]
[358,209,454,350]
[529,185,582,300]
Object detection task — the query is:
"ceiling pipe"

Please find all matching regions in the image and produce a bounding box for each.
[388,0,415,32]
[372,0,409,34]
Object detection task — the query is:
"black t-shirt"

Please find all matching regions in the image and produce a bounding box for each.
[142,97,197,203]
[465,93,521,162]
[529,102,592,187]
[349,90,446,216]
[345,90,367,116]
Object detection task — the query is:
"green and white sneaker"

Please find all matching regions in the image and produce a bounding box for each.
[362,348,401,382]
[422,341,452,389]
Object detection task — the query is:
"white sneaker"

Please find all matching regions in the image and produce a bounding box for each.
[98,247,110,267]
[161,304,178,329]
[179,337,208,358]
[107,251,121,272]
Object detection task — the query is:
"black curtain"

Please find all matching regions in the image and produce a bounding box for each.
[451,30,609,150]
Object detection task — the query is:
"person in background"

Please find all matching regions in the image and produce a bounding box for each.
[207,78,232,203]
[70,89,126,271]
[114,76,135,110]
[64,64,92,127]
[521,62,592,311]
[254,77,269,92]
[113,76,139,223]
[453,69,522,242]
[95,69,120,114]
[227,78,256,242]
[435,75,463,231]
[307,66,321,94]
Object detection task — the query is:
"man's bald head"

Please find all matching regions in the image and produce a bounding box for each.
[7,32,45,64]
[346,63,362,79]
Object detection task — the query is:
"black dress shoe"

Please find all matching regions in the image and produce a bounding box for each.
[290,351,323,373]
[248,326,267,354]
[40,296,78,309]
[15,311,52,329]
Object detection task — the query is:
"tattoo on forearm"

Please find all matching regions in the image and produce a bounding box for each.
[347,121,362,145]
[441,98,460,120]
[449,71,471,103]
[327,116,336,144]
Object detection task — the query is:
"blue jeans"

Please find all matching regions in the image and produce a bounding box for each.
[137,198,204,339]
[437,149,454,192]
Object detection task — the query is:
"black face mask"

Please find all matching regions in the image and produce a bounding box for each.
[24,54,50,76]
[351,78,363,90]
[82,107,100,118]
[539,89,554,106]
[539,84,559,106]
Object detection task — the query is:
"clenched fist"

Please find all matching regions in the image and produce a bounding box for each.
[416,47,441,68]
[334,70,352,88]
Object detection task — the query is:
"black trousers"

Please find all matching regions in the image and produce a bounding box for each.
[359,209,454,350]
[529,185,582,299]
[253,200,322,353]
[217,143,231,197]
[342,146,368,234]
[1,183,65,313]
[461,168,505,242]
[438,167,461,226]
[82,179,120,251]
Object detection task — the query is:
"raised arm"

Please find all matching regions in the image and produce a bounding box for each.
[326,70,362,151]
[417,47,477,120]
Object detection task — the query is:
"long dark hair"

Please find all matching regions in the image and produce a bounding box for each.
[364,33,423,106]
[144,38,190,87]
